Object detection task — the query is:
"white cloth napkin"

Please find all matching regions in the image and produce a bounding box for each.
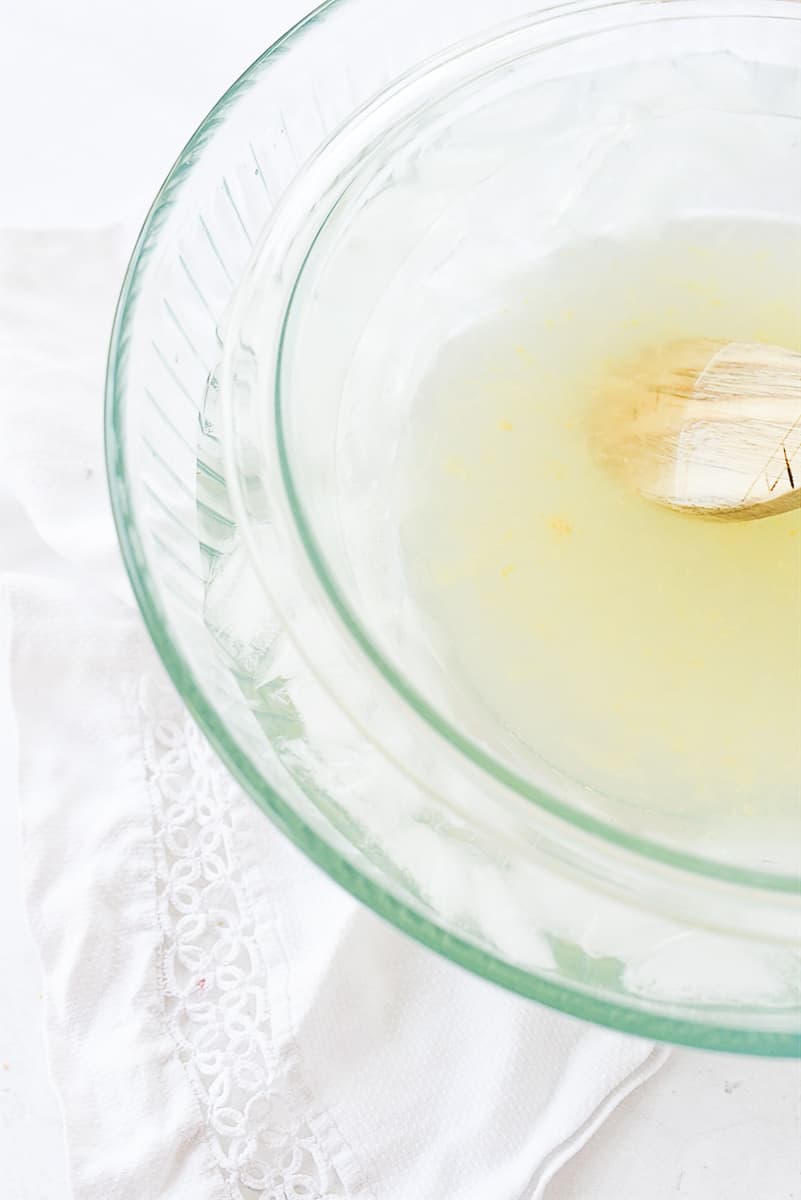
[0,228,666,1200]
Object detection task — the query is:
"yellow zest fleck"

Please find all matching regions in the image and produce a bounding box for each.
[549,515,573,537]
[498,419,514,432]
[500,564,516,579]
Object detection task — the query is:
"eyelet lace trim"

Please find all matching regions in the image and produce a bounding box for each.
[139,672,365,1200]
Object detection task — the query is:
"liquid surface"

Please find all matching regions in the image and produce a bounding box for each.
[401,217,801,868]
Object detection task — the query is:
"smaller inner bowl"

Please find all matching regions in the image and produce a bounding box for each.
[234,7,801,884]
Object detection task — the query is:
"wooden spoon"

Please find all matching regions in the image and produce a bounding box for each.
[590,339,801,520]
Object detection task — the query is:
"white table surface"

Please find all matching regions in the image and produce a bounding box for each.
[1,3,799,1197]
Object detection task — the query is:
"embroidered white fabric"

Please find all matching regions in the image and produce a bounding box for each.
[142,672,355,1200]
[2,227,667,1200]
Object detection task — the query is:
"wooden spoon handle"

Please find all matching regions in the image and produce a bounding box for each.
[692,343,801,519]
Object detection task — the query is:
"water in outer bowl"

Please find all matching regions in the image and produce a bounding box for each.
[398,214,801,875]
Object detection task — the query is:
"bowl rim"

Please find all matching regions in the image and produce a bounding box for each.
[104,0,801,1056]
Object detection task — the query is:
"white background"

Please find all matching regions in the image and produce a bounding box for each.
[1,3,799,1197]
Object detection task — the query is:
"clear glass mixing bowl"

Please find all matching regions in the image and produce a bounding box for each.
[106,0,801,1055]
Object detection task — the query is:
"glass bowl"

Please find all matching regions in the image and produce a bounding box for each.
[106,0,801,1055]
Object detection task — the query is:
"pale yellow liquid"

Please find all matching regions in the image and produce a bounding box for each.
[401,217,801,869]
